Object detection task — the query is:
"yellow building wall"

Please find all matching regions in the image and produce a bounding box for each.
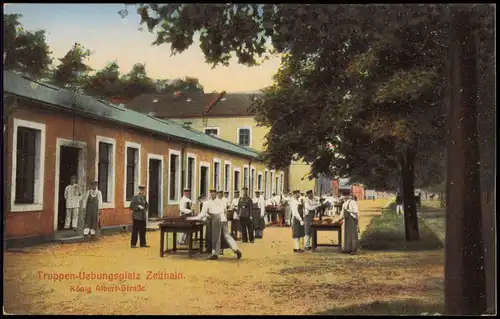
[170,116,315,193]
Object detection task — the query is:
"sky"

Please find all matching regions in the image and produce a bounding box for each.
[4,3,281,93]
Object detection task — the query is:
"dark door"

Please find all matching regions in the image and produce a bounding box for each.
[148,159,161,218]
[58,146,80,230]
[200,166,208,198]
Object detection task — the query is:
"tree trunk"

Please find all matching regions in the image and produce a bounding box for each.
[444,6,487,315]
[400,147,420,241]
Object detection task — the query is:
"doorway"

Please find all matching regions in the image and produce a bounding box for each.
[57,146,81,230]
[148,158,162,218]
[200,165,209,199]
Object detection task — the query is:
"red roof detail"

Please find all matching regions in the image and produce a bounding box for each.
[204,91,226,115]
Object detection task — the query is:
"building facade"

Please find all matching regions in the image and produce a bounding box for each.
[4,72,283,241]
[127,92,316,195]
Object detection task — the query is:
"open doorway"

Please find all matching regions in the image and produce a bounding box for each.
[57,146,81,230]
[148,157,162,218]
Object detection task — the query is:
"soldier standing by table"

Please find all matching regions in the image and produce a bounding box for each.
[178,188,196,245]
[129,185,149,248]
[200,189,242,260]
[304,190,323,251]
[238,187,254,243]
[230,190,242,239]
[253,191,266,239]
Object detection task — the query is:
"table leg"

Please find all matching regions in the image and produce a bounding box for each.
[199,227,204,254]
[160,230,165,257]
[338,228,342,252]
[312,229,318,250]
[173,233,177,252]
[187,231,193,258]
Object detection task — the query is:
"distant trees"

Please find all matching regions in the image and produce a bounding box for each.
[3,13,205,104]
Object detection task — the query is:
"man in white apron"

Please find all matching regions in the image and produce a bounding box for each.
[178,188,195,245]
[64,175,82,230]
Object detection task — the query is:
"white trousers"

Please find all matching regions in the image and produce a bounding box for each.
[215,222,239,255]
[396,205,404,214]
[65,208,79,228]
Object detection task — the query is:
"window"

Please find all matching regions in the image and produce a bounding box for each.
[264,171,268,198]
[234,169,240,191]
[270,171,274,194]
[237,128,251,147]
[257,173,262,192]
[187,155,196,200]
[15,127,37,203]
[251,168,256,193]
[243,167,249,188]
[213,159,221,191]
[11,119,46,212]
[169,150,181,202]
[97,141,113,203]
[275,176,279,193]
[200,162,210,199]
[204,127,219,136]
[224,163,230,192]
[125,143,140,202]
[280,173,284,193]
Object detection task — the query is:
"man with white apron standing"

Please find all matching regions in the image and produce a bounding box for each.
[290,190,305,253]
[178,188,196,245]
[304,190,323,251]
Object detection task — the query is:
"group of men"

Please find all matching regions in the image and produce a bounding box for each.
[63,175,104,238]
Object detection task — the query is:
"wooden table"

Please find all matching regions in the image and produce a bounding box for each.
[311,223,342,252]
[159,219,204,258]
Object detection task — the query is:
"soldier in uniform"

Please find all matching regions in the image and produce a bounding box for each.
[200,189,242,260]
[230,190,241,239]
[178,188,196,245]
[253,190,266,238]
[304,190,323,250]
[238,187,254,243]
[290,190,305,252]
[129,185,149,248]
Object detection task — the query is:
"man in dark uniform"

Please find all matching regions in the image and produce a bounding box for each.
[238,187,254,243]
[129,185,149,248]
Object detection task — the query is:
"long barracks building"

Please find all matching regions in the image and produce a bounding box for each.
[3,71,284,245]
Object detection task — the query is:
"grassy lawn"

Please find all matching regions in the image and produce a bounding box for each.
[360,202,443,251]
[418,200,446,243]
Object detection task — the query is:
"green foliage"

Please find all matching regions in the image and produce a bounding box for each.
[359,203,443,251]
[3,13,52,79]
[51,42,93,90]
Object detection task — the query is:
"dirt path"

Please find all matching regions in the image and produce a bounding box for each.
[3,200,444,315]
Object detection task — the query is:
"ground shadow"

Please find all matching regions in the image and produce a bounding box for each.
[314,299,445,315]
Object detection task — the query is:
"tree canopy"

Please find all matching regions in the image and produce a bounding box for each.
[3,12,205,104]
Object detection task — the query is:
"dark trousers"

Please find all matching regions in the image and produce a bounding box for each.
[131,219,147,247]
[240,217,254,242]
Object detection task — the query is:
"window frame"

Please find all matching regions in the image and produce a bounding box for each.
[95,136,116,208]
[213,158,222,191]
[204,127,220,136]
[233,167,241,192]
[224,160,232,199]
[10,118,46,212]
[124,141,141,207]
[186,153,197,201]
[236,127,252,147]
[199,161,211,199]
[168,149,182,205]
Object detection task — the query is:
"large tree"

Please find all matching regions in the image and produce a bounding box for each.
[3,13,52,79]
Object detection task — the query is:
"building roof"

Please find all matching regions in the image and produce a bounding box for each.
[3,71,261,159]
[126,91,257,118]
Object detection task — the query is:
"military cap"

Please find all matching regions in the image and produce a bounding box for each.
[209,189,217,193]
[306,190,313,195]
